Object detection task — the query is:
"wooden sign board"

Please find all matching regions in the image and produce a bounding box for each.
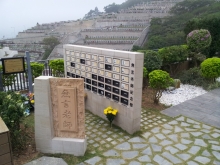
[2,57,25,74]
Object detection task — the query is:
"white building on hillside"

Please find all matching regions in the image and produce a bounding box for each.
[0,47,18,58]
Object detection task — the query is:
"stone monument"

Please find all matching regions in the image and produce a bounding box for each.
[34,76,86,156]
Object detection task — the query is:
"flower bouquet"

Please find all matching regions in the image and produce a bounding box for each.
[27,92,35,111]
[104,106,118,128]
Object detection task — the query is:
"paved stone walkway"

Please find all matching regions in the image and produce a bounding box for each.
[162,88,220,129]
[78,110,220,165]
[84,110,170,155]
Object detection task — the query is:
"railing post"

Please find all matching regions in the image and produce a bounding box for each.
[26,51,33,93]
[0,71,3,91]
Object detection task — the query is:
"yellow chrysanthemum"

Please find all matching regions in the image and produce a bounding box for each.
[31,100,35,104]
[112,111,116,115]
[104,107,118,116]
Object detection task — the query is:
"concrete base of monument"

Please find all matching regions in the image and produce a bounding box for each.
[36,137,87,156]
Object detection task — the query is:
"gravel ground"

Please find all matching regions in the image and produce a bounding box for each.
[160,84,207,106]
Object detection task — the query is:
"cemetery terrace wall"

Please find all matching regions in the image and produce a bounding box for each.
[133,26,150,47]
[86,36,139,40]
[78,44,133,51]
[11,36,46,44]
[81,31,142,38]
[95,21,150,27]
[17,32,45,38]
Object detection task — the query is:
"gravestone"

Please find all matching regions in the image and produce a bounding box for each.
[34,76,86,156]
[63,45,144,134]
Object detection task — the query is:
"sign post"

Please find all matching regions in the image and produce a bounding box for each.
[0,71,3,91]
[25,52,33,93]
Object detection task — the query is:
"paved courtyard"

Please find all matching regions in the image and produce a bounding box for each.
[77,109,220,165]
[26,88,220,165]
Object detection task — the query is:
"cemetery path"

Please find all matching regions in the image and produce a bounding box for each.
[162,88,220,129]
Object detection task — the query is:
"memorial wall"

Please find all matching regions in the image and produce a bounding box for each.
[64,45,144,134]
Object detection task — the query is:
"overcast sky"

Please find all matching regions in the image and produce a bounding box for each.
[0,0,125,39]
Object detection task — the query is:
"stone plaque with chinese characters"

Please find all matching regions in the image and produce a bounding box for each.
[57,87,78,132]
[50,78,85,139]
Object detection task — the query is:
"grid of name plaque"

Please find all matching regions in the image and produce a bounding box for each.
[65,51,134,107]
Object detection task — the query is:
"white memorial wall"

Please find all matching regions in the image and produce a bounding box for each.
[63,45,143,134]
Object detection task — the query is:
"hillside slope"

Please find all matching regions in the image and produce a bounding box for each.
[144,0,220,54]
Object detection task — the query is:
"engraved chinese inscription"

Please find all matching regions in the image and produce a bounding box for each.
[57,87,78,132]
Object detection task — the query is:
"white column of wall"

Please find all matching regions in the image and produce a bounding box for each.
[35,76,54,153]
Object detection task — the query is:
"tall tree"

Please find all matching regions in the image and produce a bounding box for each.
[104,3,120,13]
[42,36,60,50]
[42,36,60,60]
[184,16,220,58]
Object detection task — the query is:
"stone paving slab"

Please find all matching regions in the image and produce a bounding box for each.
[24,156,68,165]
[161,88,220,128]
[81,114,220,165]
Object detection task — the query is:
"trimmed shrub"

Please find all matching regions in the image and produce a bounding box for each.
[139,50,162,73]
[30,62,44,81]
[149,70,173,104]
[49,59,64,77]
[187,29,212,52]
[158,45,189,76]
[158,45,188,66]
[186,29,212,66]
[201,57,220,82]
